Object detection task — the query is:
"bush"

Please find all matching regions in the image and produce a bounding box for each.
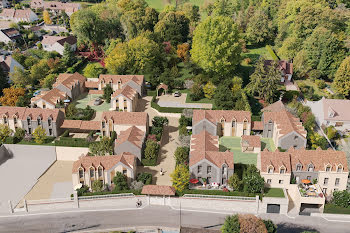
[92,180,103,192]
[221,215,240,233]
[190,83,204,101]
[113,171,128,191]
[150,126,163,141]
[174,146,189,165]
[78,189,141,197]
[130,180,144,190]
[332,190,350,208]
[14,128,25,141]
[179,125,188,136]
[55,137,91,147]
[137,172,152,185]
[315,79,326,89]
[179,115,192,127]
[263,219,277,233]
[144,140,160,161]
[61,130,70,137]
[76,185,90,196]
[152,116,169,127]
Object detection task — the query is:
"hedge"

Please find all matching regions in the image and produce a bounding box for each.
[151,101,185,113]
[266,45,279,61]
[178,189,257,197]
[251,115,261,121]
[55,137,91,147]
[141,157,157,166]
[74,189,142,197]
[147,90,157,96]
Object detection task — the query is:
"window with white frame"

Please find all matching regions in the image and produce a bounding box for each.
[267,179,272,184]
[335,178,340,186]
[268,166,274,174]
[337,165,343,173]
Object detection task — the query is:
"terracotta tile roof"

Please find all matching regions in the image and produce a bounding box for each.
[189,150,234,168]
[157,83,168,90]
[0,106,61,121]
[0,106,26,119]
[101,111,148,126]
[42,36,77,46]
[263,110,307,138]
[260,148,348,173]
[72,152,136,172]
[53,72,86,90]
[141,185,176,196]
[260,149,292,173]
[42,1,80,13]
[241,135,261,148]
[88,90,104,95]
[115,126,145,149]
[264,60,293,75]
[111,85,138,100]
[262,100,285,112]
[193,110,251,125]
[289,147,348,172]
[191,130,219,152]
[85,81,99,89]
[321,97,350,121]
[252,121,263,130]
[1,28,20,38]
[0,9,35,20]
[98,74,144,86]
[31,88,66,106]
[61,120,100,131]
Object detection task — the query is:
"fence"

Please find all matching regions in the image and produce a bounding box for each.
[182,194,256,201]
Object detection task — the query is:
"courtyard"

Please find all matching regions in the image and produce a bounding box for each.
[73,93,111,112]
[156,93,212,109]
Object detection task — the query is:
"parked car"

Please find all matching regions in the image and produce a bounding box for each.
[94,98,102,106]
[174,91,181,97]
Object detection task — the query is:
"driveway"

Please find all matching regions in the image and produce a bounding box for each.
[0,145,56,213]
[137,96,180,185]
[157,93,212,109]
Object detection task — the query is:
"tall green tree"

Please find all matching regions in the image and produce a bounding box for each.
[248,59,282,103]
[214,83,235,109]
[191,16,242,76]
[62,43,76,67]
[334,56,350,97]
[221,215,240,233]
[113,171,129,191]
[103,84,113,103]
[10,67,29,87]
[245,10,274,45]
[33,126,47,144]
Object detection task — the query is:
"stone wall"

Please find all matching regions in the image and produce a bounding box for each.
[55,146,89,161]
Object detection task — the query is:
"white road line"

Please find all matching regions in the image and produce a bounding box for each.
[323,217,350,223]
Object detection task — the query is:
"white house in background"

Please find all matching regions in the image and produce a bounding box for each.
[0,9,38,22]
[0,55,23,75]
[0,28,20,44]
[31,0,81,17]
[307,97,350,133]
[41,35,77,55]
[0,0,10,9]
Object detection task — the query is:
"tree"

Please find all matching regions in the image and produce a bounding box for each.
[214,83,235,110]
[248,59,282,104]
[105,36,163,74]
[144,139,160,160]
[170,164,190,193]
[231,76,242,94]
[326,126,338,140]
[83,63,104,78]
[0,86,25,106]
[66,104,78,118]
[33,126,47,144]
[239,214,268,233]
[30,59,50,83]
[263,220,277,233]
[203,81,215,99]
[14,128,25,141]
[228,174,241,191]
[152,116,169,127]
[113,171,129,191]
[92,180,103,192]
[243,165,265,194]
[89,137,113,156]
[62,43,76,67]
[181,3,200,23]
[41,74,57,89]
[10,67,30,87]
[221,215,240,233]
[190,82,204,101]
[103,84,113,103]
[245,10,274,45]
[0,124,12,143]
[43,10,52,25]
[177,43,190,62]
[0,67,9,95]
[154,11,190,45]
[191,16,242,76]
[137,172,152,184]
[174,146,189,165]
[334,56,350,97]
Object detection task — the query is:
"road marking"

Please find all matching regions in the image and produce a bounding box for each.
[0,205,148,218]
[169,205,239,215]
[322,217,350,223]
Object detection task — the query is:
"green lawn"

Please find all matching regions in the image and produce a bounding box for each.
[264,188,285,198]
[261,138,276,151]
[324,204,350,215]
[74,93,111,112]
[219,136,257,165]
[243,45,272,65]
[295,80,326,97]
[145,0,207,12]
[17,137,56,146]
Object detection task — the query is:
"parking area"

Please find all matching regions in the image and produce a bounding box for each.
[0,145,56,213]
[219,137,257,165]
[157,93,212,109]
[74,93,110,112]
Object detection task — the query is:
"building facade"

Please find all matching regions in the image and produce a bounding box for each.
[110,85,139,112]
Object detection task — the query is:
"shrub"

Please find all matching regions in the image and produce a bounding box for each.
[171,164,190,193]
[130,180,144,190]
[315,79,326,89]
[221,215,240,233]
[55,138,91,147]
[228,174,241,191]
[263,219,277,233]
[92,180,103,192]
[33,126,47,144]
[103,84,113,103]
[61,130,70,137]
[179,115,192,127]
[190,82,204,101]
[152,116,169,127]
[179,125,188,136]
[113,171,128,191]
[137,172,152,185]
[14,128,25,141]
[144,140,160,161]
[332,190,350,208]
[174,146,189,165]
[76,185,90,196]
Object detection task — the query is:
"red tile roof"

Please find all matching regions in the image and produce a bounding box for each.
[263,110,307,138]
[98,74,144,86]
[193,110,251,125]
[0,9,35,20]
[260,149,292,174]
[241,135,261,148]
[111,85,138,100]
[252,121,263,130]
[101,111,148,126]
[85,81,99,89]
[189,150,234,168]
[321,97,350,121]
[72,152,136,172]
[53,72,86,90]
[42,36,77,46]
[141,185,176,196]
[61,120,100,131]
[115,126,145,149]
[262,100,285,112]
[31,88,67,106]
[88,90,104,95]
[191,130,219,152]
[264,60,293,75]
[0,107,61,121]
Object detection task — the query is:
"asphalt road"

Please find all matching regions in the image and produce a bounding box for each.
[0,206,349,233]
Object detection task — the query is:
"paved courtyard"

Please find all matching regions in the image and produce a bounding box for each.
[22,161,75,201]
[74,93,110,112]
[157,93,212,109]
[0,145,56,213]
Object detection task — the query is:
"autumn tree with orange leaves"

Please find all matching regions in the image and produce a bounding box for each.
[177,43,190,62]
[0,86,25,106]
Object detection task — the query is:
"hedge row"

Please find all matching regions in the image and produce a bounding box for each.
[55,137,91,147]
[141,157,158,166]
[151,100,185,113]
[266,45,279,61]
[178,189,257,197]
[78,189,142,197]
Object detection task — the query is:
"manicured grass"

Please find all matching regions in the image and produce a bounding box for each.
[219,136,257,165]
[261,138,276,152]
[243,45,272,65]
[324,204,350,215]
[180,189,257,197]
[295,80,326,97]
[264,188,285,198]
[74,93,111,112]
[145,0,206,12]
[17,137,56,146]
[179,89,215,105]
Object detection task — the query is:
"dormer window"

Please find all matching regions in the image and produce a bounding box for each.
[268,166,274,174]
[90,167,95,178]
[14,117,17,124]
[27,117,31,125]
[337,165,343,173]
[48,118,52,126]
[308,164,314,172]
[3,116,7,124]
[280,167,285,174]
[296,164,302,171]
[102,121,105,128]
[79,168,84,179]
[328,107,335,118]
[98,166,103,178]
[326,165,331,172]
[37,117,41,125]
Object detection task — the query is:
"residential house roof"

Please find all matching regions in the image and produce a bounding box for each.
[1,28,20,38]
[263,110,307,138]
[53,72,86,90]
[189,150,234,168]
[320,97,350,122]
[85,81,99,89]
[88,90,104,95]
[115,126,145,149]
[0,55,23,73]
[0,9,36,21]
[264,60,293,75]
[31,88,67,106]
[98,74,144,86]
[141,185,176,196]
[0,106,61,121]
[60,120,100,131]
[260,149,292,173]
[72,152,136,172]
[191,130,219,152]
[241,135,261,148]
[41,35,77,46]
[193,110,251,125]
[262,100,285,112]
[251,121,263,130]
[111,85,138,100]
[101,111,148,126]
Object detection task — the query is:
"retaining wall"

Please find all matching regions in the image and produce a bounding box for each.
[55,146,89,161]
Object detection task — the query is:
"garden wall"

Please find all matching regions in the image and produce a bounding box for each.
[56,146,89,161]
